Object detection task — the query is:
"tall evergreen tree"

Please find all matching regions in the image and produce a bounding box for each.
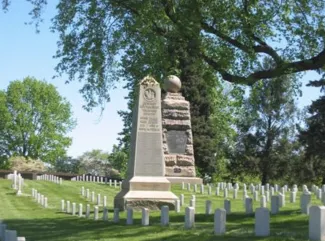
[299,79,325,183]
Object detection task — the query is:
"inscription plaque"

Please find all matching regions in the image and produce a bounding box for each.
[166,130,187,154]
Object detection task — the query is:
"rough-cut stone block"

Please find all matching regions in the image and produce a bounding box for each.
[165,166,195,177]
[162,100,190,110]
[176,155,194,166]
[162,119,191,130]
[163,92,185,100]
[162,109,190,120]
[186,130,193,144]
[185,145,194,155]
[163,143,168,154]
[164,155,177,166]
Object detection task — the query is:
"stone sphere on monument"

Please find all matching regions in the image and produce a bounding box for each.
[164,75,182,93]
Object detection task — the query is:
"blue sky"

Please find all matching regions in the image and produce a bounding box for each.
[0,1,322,158]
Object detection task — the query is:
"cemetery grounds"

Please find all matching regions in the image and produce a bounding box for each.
[0,179,320,241]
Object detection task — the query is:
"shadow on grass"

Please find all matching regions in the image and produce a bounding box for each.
[3,210,309,241]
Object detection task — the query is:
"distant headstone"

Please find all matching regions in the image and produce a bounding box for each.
[271,196,279,214]
[142,208,149,226]
[161,206,169,226]
[78,204,83,217]
[86,204,90,218]
[126,208,133,225]
[103,207,108,221]
[185,207,195,229]
[205,200,212,215]
[113,208,120,223]
[224,200,231,214]
[114,76,178,211]
[245,198,253,214]
[301,193,311,214]
[180,194,184,206]
[290,191,296,203]
[175,200,180,213]
[94,206,99,220]
[260,195,266,208]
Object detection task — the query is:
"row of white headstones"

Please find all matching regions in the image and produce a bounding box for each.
[0,221,25,241]
[37,174,63,184]
[61,187,325,241]
[71,175,122,188]
[8,171,24,196]
[31,188,48,208]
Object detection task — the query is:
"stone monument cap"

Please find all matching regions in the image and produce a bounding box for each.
[164,75,181,93]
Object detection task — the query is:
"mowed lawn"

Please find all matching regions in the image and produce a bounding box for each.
[0,179,321,241]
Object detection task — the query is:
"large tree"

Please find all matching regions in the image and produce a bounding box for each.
[0,77,75,163]
[3,1,325,176]
[3,0,325,109]
[229,59,301,184]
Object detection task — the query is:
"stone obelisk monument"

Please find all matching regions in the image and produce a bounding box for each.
[114,76,178,211]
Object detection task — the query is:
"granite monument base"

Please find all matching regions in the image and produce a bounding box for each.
[114,176,179,211]
[166,176,203,184]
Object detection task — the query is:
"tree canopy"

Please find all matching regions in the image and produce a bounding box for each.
[2,1,325,109]
[0,77,76,164]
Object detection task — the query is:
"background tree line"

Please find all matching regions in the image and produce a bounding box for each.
[2,1,325,185]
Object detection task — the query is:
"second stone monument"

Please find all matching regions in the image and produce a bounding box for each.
[114,76,179,210]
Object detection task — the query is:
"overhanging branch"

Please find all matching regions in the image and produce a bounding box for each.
[202,48,325,85]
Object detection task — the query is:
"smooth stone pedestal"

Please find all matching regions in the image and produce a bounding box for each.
[114,177,178,211]
[166,177,202,184]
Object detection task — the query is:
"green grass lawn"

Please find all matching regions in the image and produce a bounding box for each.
[0,179,321,241]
